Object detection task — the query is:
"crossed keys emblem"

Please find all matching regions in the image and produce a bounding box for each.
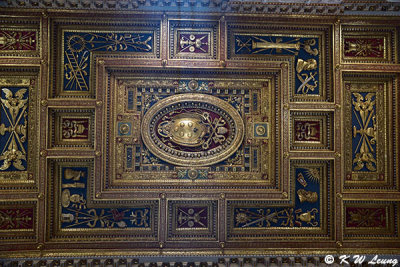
[0,88,28,170]
[297,72,318,95]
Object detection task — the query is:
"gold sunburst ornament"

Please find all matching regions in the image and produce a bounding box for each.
[304,168,321,183]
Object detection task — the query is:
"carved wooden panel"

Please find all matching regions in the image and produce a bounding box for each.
[0,10,399,260]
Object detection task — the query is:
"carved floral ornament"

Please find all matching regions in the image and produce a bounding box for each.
[141,94,244,166]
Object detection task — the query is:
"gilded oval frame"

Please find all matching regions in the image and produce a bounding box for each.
[141,93,244,167]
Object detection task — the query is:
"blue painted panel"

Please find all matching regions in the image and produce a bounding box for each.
[0,86,28,171]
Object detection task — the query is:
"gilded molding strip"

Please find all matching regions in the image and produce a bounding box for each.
[4,0,400,17]
[0,257,338,267]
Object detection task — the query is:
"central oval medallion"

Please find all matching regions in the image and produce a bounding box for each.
[141,94,244,166]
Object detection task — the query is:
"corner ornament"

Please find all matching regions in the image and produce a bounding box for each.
[141,94,244,166]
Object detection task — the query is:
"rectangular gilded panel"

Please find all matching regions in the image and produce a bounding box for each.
[227,23,332,102]
[227,160,332,240]
[169,20,218,60]
[344,76,397,189]
[48,159,158,241]
[107,68,281,194]
[49,109,94,148]
[0,29,37,51]
[0,74,38,187]
[0,201,36,241]
[167,200,217,241]
[290,111,333,151]
[344,201,398,240]
[341,26,397,63]
[52,20,160,97]
[0,23,40,57]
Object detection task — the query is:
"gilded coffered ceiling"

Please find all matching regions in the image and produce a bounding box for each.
[0,0,399,264]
